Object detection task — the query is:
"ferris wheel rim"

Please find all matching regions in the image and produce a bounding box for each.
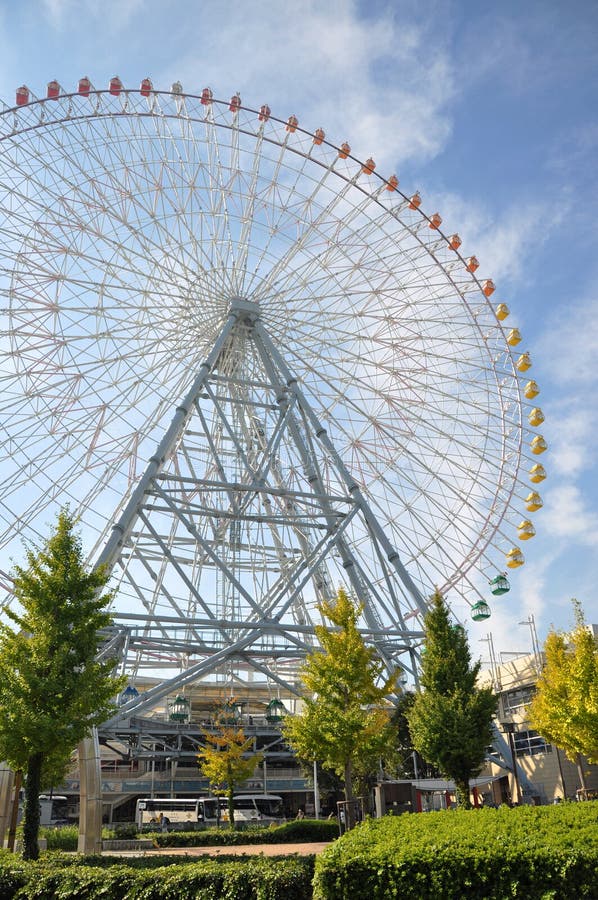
[0,81,540,618]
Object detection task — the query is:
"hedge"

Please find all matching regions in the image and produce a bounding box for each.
[39,818,338,852]
[0,852,315,899]
[313,802,598,899]
[154,818,338,848]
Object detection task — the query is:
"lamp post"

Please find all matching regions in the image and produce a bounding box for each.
[501,721,522,805]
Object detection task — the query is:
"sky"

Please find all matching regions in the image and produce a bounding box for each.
[0,0,596,664]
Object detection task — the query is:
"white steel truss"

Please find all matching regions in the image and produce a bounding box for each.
[101,299,426,725]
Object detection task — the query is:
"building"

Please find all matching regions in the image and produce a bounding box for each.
[477,647,598,805]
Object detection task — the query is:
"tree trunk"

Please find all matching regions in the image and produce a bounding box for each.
[344,759,356,829]
[576,752,588,800]
[6,770,22,852]
[227,785,235,830]
[454,778,471,809]
[23,752,43,860]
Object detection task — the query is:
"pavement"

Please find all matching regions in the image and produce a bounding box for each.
[103,841,332,857]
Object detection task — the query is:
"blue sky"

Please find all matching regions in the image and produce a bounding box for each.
[0,0,596,660]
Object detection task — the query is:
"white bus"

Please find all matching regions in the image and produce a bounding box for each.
[39,795,69,826]
[135,794,285,831]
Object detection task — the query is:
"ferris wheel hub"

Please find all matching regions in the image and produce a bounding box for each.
[229,297,259,319]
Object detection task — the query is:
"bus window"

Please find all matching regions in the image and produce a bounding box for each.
[198,798,219,821]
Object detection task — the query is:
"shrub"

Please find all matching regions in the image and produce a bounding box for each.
[155,817,338,847]
[313,803,598,899]
[40,825,78,851]
[0,853,315,899]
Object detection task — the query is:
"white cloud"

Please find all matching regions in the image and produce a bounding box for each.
[536,294,598,389]
[541,483,598,546]
[42,0,144,30]
[424,188,570,293]
[165,0,456,169]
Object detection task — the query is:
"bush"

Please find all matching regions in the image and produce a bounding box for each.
[40,825,78,852]
[0,853,315,899]
[155,817,338,847]
[313,803,598,899]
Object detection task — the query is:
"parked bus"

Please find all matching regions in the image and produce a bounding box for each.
[136,794,285,831]
[39,795,69,826]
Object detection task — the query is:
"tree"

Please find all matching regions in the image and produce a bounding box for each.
[0,510,125,859]
[390,691,439,780]
[283,588,399,818]
[407,591,497,808]
[197,705,263,829]
[527,599,598,796]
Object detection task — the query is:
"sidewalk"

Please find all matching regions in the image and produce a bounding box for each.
[103,841,332,857]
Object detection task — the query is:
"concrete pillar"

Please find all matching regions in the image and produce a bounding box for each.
[77,729,103,854]
[0,763,15,847]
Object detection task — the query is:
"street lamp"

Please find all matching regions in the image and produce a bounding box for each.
[500,721,522,805]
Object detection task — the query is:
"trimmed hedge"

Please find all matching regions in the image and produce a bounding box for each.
[313,802,598,899]
[0,852,315,899]
[39,818,337,852]
[154,818,338,847]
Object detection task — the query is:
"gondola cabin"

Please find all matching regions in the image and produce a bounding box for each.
[525,491,543,512]
[516,352,532,371]
[507,328,522,346]
[506,547,525,568]
[47,80,60,99]
[140,78,152,97]
[524,381,540,399]
[408,192,421,209]
[429,212,442,229]
[495,303,509,320]
[313,128,325,145]
[338,142,351,159]
[78,77,91,96]
[489,574,510,596]
[386,174,399,191]
[528,407,544,427]
[529,463,546,483]
[109,76,123,96]
[201,87,213,105]
[471,600,491,622]
[362,157,376,174]
[16,86,29,106]
[482,279,495,297]
[530,435,547,454]
[466,256,479,272]
[518,520,536,540]
[448,233,461,250]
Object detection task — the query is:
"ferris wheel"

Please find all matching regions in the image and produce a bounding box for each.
[0,77,546,697]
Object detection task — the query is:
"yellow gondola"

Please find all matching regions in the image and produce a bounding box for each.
[507,328,522,346]
[529,464,547,483]
[528,407,544,427]
[518,520,536,540]
[531,435,547,454]
[506,547,525,568]
[516,351,532,371]
[525,491,543,512]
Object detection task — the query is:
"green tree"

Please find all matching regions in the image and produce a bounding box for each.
[283,588,399,817]
[527,599,598,796]
[390,691,439,780]
[407,591,497,808]
[197,707,263,829]
[0,510,124,860]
